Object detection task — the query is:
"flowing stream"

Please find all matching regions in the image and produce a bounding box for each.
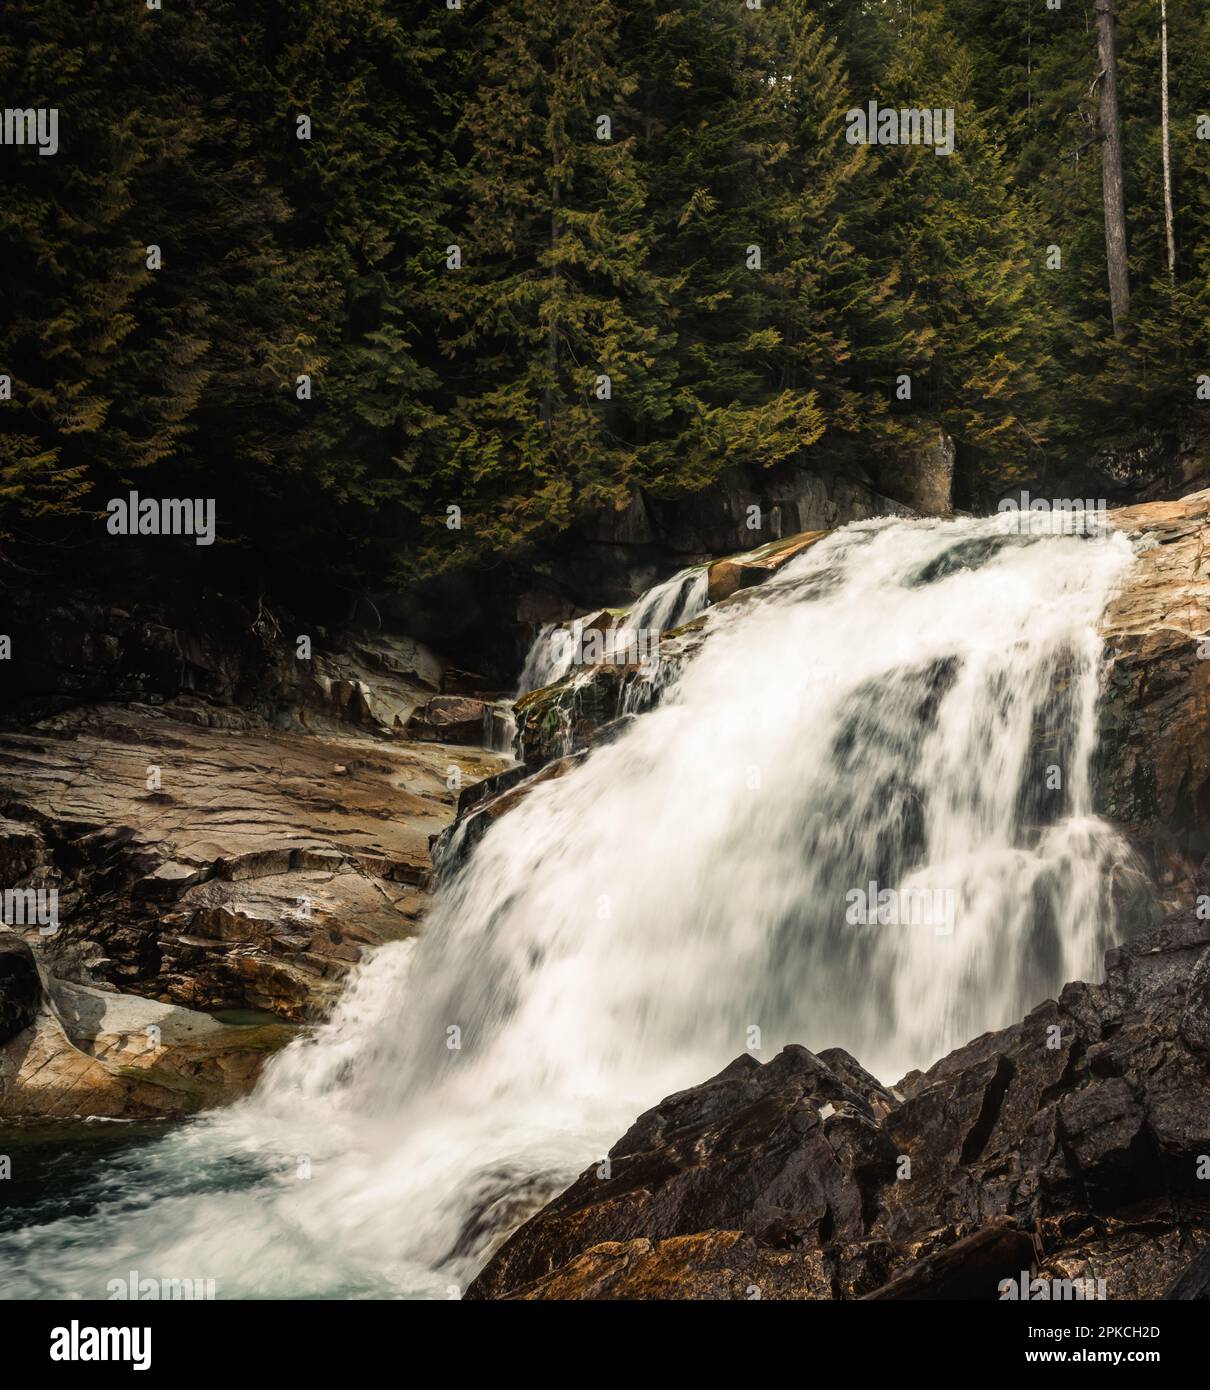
[0,514,1142,1299]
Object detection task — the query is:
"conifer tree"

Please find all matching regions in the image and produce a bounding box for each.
[424,0,681,570]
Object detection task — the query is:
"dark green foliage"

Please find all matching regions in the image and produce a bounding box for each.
[0,0,1207,597]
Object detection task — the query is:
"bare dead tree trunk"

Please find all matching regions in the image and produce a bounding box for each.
[544,193,559,432]
[1160,0,1176,283]
[1095,0,1131,335]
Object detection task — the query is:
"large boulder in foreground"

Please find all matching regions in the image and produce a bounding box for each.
[468,895,1210,1300]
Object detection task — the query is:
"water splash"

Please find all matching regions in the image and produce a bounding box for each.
[481,700,518,757]
[0,514,1143,1300]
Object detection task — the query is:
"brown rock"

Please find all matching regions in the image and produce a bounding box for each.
[707,531,830,603]
[405,695,493,745]
[1100,489,1210,903]
[0,982,295,1119]
[0,702,510,1026]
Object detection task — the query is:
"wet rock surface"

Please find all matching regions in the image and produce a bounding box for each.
[405,694,498,745]
[0,979,296,1119]
[0,702,508,1015]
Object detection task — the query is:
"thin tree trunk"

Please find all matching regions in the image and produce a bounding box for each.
[544,187,560,432]
[1160,0,1176,283]
[1095,0,1131,335]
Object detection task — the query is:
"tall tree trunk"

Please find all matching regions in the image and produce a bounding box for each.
[1095,0,1131,335]
[1160,0,1176,283]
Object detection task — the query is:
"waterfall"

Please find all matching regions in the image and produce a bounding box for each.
[481,700,518,757]
[627,563,709,634]
[0,514,1142,1300]
[517,564,709,695]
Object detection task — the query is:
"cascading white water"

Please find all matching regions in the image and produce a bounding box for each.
[516,564,709,695]
[481,700,518,757]
[0,514,1142,1300]
[628,563,709,633]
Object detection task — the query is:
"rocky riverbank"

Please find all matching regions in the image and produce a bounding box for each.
[0,693,509,1118]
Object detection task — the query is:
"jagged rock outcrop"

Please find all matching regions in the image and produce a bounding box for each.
[512,531,815,771]
[432,755,587,879]
[468,895,1210,1300]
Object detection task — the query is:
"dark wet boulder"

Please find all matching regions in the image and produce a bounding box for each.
[467,1046,900,1300]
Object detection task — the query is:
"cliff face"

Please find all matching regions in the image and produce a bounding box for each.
[1097,492,1210,909]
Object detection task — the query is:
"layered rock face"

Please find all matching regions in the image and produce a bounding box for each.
[0,700,508,1118]
[0,702,510,1013]
[469,896,1210,1300]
